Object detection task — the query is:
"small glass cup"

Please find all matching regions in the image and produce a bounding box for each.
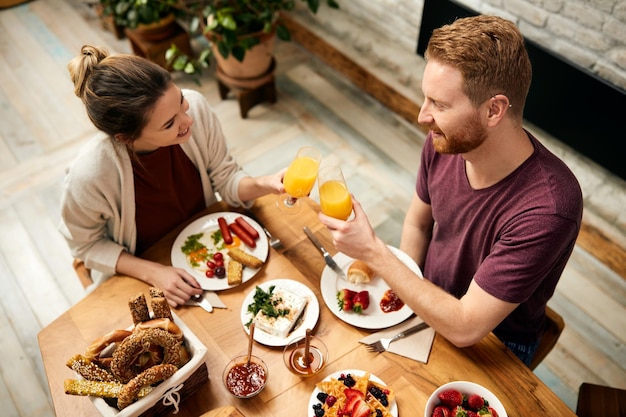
[318,165,353,220]
[223,353,268,398]
[282,335,328,377]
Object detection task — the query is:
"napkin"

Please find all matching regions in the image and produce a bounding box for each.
[359,316,436,363]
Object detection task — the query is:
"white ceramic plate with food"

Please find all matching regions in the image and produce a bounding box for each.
[240,279,320,347]
[320,246,421,329]
[308,369,398,417]
[171,212,268,291]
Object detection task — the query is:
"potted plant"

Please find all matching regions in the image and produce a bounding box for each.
[166,0,339,77]
[100,0,182,40]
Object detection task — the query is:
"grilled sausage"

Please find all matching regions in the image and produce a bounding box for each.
[218,217,233,244]
[235,216,260,240]
[228,222,256,248]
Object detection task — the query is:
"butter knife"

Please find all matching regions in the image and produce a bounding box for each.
[187,293,213,313]
[303,226,346,278]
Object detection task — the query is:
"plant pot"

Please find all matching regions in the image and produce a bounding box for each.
[128,13,177,42]
[210,29,276,80]
[94,3,125,39]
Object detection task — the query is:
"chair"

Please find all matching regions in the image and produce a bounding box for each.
[72,258,93,289]
[576,382,626,417]
[529,305,565,370]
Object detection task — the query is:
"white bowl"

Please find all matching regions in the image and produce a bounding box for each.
[424,381,507,417]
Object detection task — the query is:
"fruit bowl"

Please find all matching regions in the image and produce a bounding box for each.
[424,381,507,417]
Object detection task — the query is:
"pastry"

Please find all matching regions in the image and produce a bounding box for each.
[348,260,373,284]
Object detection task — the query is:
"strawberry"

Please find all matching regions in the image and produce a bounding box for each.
[453,406,468,417]
[337,289,356,312]
[432,405,451,417]
[467,394,485,410]
[466,411,478,417]
[341,388,364,414]
[487,407,498,417]
[351,399,372,417]
[352,291,370,313]
[438,389,464,409]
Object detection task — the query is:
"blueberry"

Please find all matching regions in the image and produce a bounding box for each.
[316,392,328,403]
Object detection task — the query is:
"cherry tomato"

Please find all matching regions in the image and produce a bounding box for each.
[206,261,216,269]
[205,269,215,278]
[215,266,225,278]
[213,252,224,261]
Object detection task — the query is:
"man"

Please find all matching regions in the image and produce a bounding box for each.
[319,15,583,366]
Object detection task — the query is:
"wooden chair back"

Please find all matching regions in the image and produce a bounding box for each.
[576,382,626,417]
[72,258,93,289]
[529,305,565,370]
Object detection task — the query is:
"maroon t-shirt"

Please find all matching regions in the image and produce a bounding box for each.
[132,145,205,254]
[416,131,582,343]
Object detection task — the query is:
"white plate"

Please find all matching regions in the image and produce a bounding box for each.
[308,369,398,417]
[320,246,421,329]
[240,279,320,347]
[171,212,268,291]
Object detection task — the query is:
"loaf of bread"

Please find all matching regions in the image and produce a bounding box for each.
[128,293,150,324]
[347,260,373,284]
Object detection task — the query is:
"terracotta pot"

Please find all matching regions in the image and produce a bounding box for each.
[128,13,177,42]
[210,29,276,80]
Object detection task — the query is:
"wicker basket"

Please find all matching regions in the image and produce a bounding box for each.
[90,312,209,417]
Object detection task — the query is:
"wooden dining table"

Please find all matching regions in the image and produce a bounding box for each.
[38,194,576,417]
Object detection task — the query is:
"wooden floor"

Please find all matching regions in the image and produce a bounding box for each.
[0,1,624,416]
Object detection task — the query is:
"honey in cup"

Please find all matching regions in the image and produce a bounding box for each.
[223,354,268,398]
[283,335,328,377]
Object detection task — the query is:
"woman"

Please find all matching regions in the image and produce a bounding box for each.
[61,45,285,306]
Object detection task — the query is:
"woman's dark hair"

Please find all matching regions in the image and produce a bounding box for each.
[67,45,172,143]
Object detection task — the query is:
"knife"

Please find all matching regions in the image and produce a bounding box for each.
[187,294,213,313]
[204,291,227,309]
[303,227,346,278]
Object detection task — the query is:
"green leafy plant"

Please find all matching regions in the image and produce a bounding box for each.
[165,0,339,75]
[100,0,181,28]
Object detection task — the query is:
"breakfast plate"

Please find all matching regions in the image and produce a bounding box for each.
[308,369,398,417]
[241,279,320,347]
[171,212,268,291]
[320,246,421,329]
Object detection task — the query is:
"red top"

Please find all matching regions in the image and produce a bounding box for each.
[132,145,205,254]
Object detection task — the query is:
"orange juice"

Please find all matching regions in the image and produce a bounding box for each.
[319,180,352,220]
[283,156,319,198]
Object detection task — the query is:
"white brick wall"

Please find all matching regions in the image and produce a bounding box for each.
[293,0,626,243]
[306,0,626,89]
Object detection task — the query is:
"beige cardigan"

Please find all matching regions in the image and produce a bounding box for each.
[59,89,250,289]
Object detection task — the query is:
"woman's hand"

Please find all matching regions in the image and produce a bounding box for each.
[147,265,204,307]
[116,252,203,307]
[238,168,286,201]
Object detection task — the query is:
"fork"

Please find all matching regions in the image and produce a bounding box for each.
[365,322,430,353]
[262,225,283,251]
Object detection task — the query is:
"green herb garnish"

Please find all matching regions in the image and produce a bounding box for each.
[246,285,290,327]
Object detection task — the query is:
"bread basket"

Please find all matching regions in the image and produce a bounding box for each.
[88,311,209,417]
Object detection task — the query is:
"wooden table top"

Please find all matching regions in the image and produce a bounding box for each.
[38,194,576,417]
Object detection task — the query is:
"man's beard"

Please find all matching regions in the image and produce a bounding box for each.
[430,114,487,154]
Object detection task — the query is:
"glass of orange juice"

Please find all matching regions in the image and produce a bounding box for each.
[318,165,353,220]
[278,146,322,213]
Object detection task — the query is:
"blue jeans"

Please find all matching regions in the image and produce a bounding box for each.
[503,340,540,367]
